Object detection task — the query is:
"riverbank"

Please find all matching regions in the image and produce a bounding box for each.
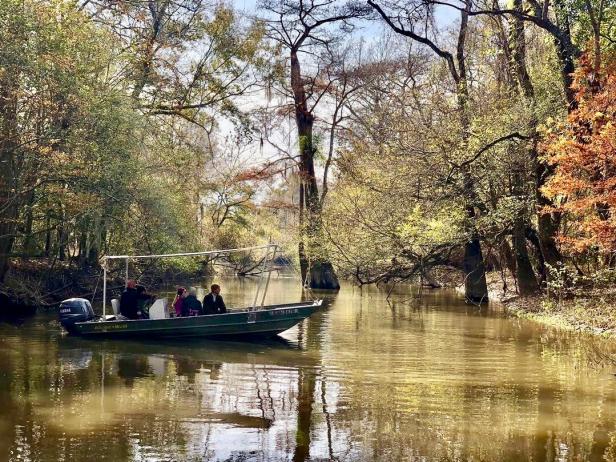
[0,259,208,317]
[481,273,616,339]
[502,294,616,338]
[451,272,616,339]
[0,260,111,318]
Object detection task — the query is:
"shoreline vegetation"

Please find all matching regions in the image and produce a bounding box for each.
[0,259,210,318]
[498,293,616,372]
[480,273,616,339]
[0,252,290,316]
[439,270,616,340]
[501,295,616,339]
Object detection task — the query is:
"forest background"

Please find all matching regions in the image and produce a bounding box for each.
[1,0,615,329]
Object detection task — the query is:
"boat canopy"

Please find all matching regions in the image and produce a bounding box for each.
[101,244,280,318]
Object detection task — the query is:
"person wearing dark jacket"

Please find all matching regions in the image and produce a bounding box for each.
[136,285,154,318]
[182,287,202,316]
[202,284,227,315]
[120,279,140,319]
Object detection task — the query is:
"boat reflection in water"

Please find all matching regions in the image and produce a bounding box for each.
[2,277,616,461]
[49,333,322,461]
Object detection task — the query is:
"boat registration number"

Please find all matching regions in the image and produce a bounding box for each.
[271,308,299,316]
[93,323,128,331]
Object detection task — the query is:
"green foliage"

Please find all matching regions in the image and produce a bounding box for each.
[0,0,269,283]
[396,205,465,255]
[2,0,614,296]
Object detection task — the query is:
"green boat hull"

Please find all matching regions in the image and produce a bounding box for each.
[66,301,322,339]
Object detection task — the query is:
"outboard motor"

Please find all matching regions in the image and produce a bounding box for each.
[59,298,95,334]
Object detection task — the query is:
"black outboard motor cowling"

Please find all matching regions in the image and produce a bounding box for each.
[59,298,95,333]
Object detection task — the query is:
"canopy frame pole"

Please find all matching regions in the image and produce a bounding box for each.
[251,246,268,311]
[251,245,275,311]
[103,244,274,261]
[260,245,277,308]
[98,244,281,315]
[125,258,129,287]
[102,258,107,318]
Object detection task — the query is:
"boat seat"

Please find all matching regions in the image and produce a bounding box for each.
[148,298,168,320]
[111,298,120,315]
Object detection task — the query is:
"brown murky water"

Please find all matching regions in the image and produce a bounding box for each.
[1,277,616,461]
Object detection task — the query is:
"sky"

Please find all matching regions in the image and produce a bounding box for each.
[213,0,463,170]
[232,0,461,31]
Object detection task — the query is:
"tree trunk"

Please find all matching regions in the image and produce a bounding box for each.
[458,3,488,302]
[512,221,539,295]
[22,190,37,255]
[509,0,562,278]
[291,48,340,290]
[537,204,562,268]
[0,202,17,283]
[87,215,104,266]
[0,78,20,283]
[525,226,547,284]
[44,212,52,258]
[57,203,68,262]
[534,145,562,274]
[552,0,578,110]
[508,158,539,295]
[78,222,88,268]
[583,0,603,79]
[463,235,489,303]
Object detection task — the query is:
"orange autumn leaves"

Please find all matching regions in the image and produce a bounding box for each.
[542,52,616,254]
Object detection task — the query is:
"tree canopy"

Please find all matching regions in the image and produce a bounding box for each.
[1,0,616,303]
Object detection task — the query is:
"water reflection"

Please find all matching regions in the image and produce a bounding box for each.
[1,278,616,461]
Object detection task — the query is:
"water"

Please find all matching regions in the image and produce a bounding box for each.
[1,277,616,461]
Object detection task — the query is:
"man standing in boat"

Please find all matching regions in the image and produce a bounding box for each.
[120,280,153,319]
[203,284,227,315]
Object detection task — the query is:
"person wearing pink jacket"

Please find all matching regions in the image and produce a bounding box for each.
[172,287,186,317]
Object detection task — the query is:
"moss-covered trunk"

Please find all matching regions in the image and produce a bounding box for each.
[291,48,340,290]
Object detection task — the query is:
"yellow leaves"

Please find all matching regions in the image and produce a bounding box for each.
[396,204,464,253]
[205,7,234,37]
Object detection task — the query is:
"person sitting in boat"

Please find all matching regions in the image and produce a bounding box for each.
[202,284,227,315]
[119,279,140,319]
[172,287,186,317]
[182,287,202,316]
[136,284,154,318]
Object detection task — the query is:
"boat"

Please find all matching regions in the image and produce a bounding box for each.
[59,244,322,339]
[59,300,321,338]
